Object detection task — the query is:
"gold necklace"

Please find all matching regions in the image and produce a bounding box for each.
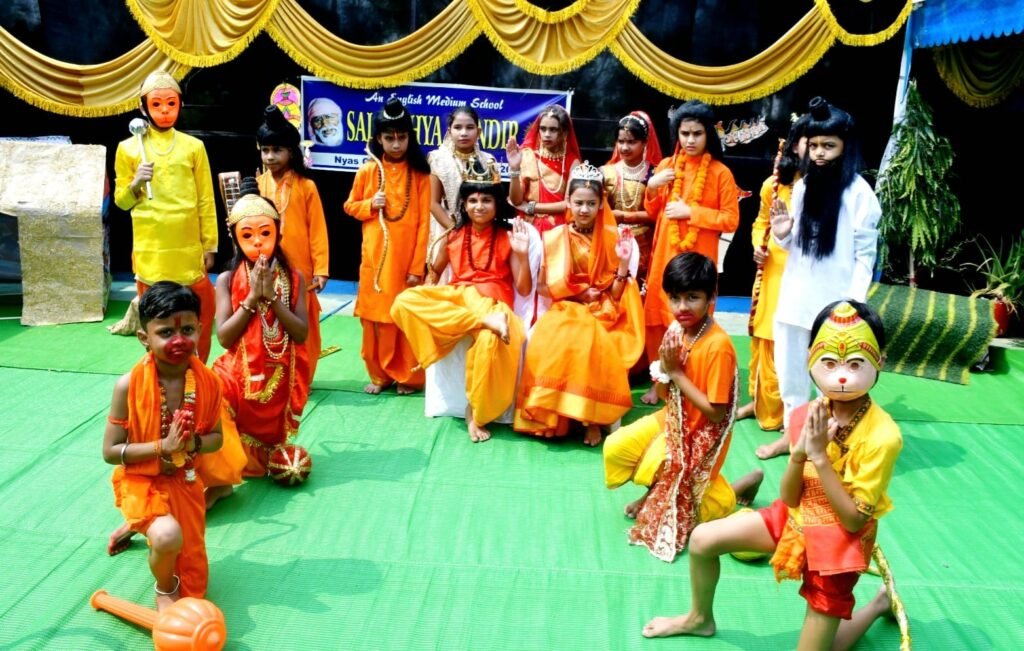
[830,396,872,453]
[535,149,566,195]
[681,316,711,366]
[615,162,646,210]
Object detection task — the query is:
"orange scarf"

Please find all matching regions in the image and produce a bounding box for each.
[547,200,620,301]
[124,353,222,476]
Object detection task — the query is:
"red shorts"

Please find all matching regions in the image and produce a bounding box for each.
[759,499,861,619]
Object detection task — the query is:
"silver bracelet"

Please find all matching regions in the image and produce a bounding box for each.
[120,442,129,466]
[508,169,522,178]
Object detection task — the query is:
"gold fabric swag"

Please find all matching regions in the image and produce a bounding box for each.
[0,0,911,117]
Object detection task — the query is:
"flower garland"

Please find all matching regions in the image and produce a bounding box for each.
[160,369,199,482]
[667,152,711,253]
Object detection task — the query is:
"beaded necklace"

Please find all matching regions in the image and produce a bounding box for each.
[570,222,594,236]
[377,162,413,222]
[147,131,177,157]
[159,369,199,482]
[535,147,567,196]
[681,315,711,366]
[464,224,497,272]
[246,263,292,360]
[615,160,648,210]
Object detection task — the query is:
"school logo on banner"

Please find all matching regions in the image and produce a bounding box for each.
[300,78,572,177]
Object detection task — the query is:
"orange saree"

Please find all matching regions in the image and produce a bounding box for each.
[514,203,644,436]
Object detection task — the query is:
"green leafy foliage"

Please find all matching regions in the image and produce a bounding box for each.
[967,231,1024,314]
[876,81,962,277]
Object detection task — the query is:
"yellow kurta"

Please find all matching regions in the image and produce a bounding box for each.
[259,171,329,380]
[114,127,217,286]
[748,177,793,430]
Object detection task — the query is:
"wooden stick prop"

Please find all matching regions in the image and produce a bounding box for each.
[90,590,227,651]
[365,141,389,293]
[747,138,786,336]
[872,545,912,650]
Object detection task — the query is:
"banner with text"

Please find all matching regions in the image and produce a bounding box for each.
[300,78,572,176]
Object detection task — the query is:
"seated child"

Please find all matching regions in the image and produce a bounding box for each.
[102,281,224,610]
[211,179,310,482]
[603,252,761,561]
[514,162,645,447]
[390,180,532,442]
[642,300,902,651]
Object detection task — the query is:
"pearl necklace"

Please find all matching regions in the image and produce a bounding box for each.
[147,131,177,157]
[615,160,647,211]
[681,315,711,366]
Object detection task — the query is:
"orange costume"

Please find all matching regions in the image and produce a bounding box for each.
[344,159,430,388]
[212,266,309,476]
[515,203,644,436]
[259,170,329,380]
[643,155,739,361]
[748,176,792,430]
[603,321,738,561]
[391,226,525,425]
[110,354,221,598]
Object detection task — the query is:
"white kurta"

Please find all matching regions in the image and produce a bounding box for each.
[773,175,881,330]
[772,174,881,428]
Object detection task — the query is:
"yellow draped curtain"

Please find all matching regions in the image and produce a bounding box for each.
[0,0,911,117]
[932,40,1024,108]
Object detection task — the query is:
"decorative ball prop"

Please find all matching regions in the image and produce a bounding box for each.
[267,443,312,486]
[153,598,227,651]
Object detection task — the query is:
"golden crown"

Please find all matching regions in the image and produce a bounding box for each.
[140,71,181,97]
[461,155,498,183]
[227,194,280,227]
[570,160,603,184]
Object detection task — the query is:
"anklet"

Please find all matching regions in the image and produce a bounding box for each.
[154,575,180,596]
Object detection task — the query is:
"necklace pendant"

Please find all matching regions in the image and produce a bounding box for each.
[185,467,196,483]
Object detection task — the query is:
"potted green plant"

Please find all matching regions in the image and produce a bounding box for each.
[966,231,1024,337]
[876,81,962,287]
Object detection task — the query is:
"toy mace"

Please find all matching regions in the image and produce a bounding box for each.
[90,589,226,651]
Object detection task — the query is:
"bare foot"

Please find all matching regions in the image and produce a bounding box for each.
[583,425,602,447]
[396,383,418,395]
[624,490,650,519]
[364,381,391,395]
[642,613,716,638]
[481,311,510,344]
[736,402,755,420]
[465,405,492,442]
[205,484,234,510]
[640,384,660,405]
[755,433,790,460]
[107,523,134,556]
[732,468,764,506]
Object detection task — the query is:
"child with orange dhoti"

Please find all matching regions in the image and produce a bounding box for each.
[257,105,330,381]
[740,115,809,443]
[391,181,533,442]
[344,98,430,395]
[604,253,762,562]
[212,181,309,484]
[102,282,224,610]
[641,101,739,405]
[514,162,645,447]
[641,301,902,649]
[114,72,218,362]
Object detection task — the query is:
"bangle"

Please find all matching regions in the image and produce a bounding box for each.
[154,438,162,458]
[526,201,536,216]
[615,270,630,281]
[120,443,128,466]
[508,170,521,178]
[194,435,203,454]
[239,302,256,314]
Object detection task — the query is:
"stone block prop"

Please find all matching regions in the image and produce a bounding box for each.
[0,141,108,325]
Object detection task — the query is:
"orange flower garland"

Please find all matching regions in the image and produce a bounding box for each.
[667,152,711,252]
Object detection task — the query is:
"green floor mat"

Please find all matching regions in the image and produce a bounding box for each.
[1,315,1023,649]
